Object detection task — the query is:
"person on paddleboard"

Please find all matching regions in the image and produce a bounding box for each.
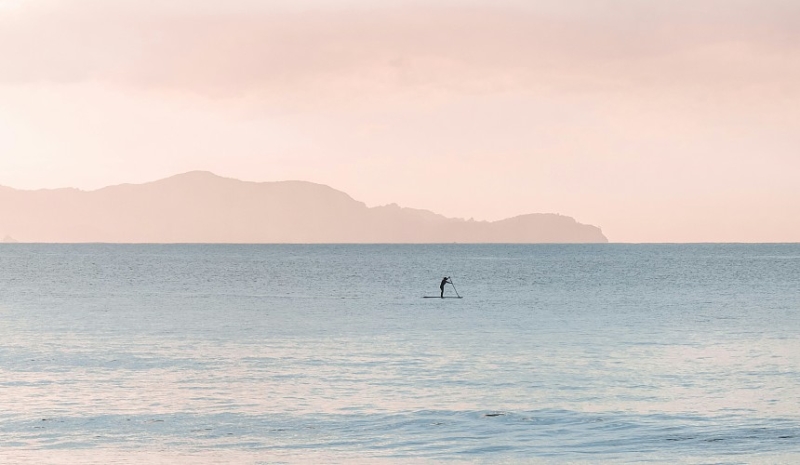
[440,277,451,298]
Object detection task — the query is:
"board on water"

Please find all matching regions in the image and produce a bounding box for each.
[423,296,463,299]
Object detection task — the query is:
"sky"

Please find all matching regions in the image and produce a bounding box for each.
[1,0,798,242]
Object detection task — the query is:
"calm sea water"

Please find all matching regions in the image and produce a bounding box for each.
[1,244,798,464]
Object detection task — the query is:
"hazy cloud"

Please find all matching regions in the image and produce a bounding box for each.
[2,0,798,105]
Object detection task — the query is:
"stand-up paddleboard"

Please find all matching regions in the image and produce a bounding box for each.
[427,277,462,299]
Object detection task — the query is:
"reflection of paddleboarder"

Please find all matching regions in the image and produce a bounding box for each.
[440,277,451,298]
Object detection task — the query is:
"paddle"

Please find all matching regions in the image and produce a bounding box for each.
[449,277,461,298]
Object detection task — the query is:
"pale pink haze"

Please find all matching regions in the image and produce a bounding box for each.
[1,0,798,242]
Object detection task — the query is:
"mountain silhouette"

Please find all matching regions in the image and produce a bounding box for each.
[0,171,607,243]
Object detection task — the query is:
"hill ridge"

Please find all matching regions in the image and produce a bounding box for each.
[0,172,607,243]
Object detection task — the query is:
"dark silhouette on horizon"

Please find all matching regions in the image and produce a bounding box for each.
[0,171,608,243]
[440,277,452,298]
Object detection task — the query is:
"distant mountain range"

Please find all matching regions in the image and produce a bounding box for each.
[0,171,607,243]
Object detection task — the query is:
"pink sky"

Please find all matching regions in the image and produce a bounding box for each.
[1,0,798,242]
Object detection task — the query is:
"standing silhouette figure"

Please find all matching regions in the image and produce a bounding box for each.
[440,277,451,298]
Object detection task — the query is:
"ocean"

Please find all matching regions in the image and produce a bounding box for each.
[1,244,798,464]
